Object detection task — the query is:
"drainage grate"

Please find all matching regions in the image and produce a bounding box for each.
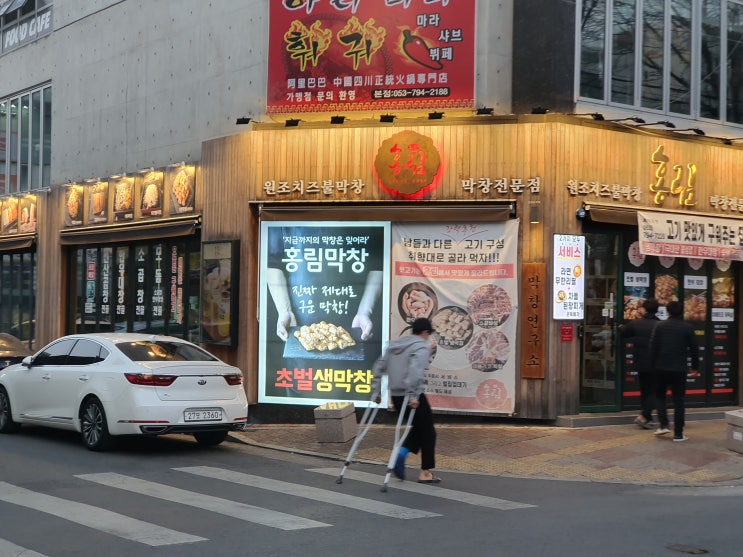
[667,544,709,555]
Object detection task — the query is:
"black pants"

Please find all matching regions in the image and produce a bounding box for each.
[392,393,436,470]
[655,370,686,437]
[638,371,656,422]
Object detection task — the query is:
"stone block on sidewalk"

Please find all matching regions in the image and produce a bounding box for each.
[725,409,743,454]
[314,402,357,443]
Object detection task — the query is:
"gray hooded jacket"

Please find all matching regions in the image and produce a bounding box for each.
[371,334,431,401]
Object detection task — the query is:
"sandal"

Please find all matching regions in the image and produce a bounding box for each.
[418,476,442,484]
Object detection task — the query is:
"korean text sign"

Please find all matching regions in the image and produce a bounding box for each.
[638,210,743,261]
[258,221,390,406]
[391,221,519,414]
[267,0,476,113]
[553,234,585,320]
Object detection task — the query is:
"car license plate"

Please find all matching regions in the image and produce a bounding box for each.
[184,408,223,422]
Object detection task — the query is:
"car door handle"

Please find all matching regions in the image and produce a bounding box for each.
[78,375,89,382]
[42,374,51,380]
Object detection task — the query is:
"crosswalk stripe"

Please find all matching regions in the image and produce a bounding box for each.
[0,538,50,557]
[0,482,205,546]
[176,466,440,519]
[77,472,330,531]
[308,468,537,510]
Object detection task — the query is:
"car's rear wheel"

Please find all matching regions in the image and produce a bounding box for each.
[193,430,229,446]
[0,387,21,433]
[80,397,113,451]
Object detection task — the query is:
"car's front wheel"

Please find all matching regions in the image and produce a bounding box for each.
[80,397,113,451]
[0,387,21,433]
[193,430,229,446]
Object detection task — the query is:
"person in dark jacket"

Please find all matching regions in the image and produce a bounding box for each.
[371,317,439,483]
[620,298,660,429]
[648,301,700,442]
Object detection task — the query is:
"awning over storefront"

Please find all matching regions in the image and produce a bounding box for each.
[258,203,516,222]
[0,233,35,252]
[583,202,743,261]
[59,215,200,245]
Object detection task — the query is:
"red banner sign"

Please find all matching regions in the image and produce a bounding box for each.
[267,0,476,114]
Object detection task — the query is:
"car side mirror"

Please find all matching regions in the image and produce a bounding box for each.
[21,356,32,368]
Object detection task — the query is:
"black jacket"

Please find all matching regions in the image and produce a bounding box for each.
[649,316,700,373]
[621,314,659,374]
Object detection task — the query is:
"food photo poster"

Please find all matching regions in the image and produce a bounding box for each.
[391,222,519,414]
[258,222,390,406]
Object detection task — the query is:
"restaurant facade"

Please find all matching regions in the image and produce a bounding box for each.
[0,0,741,421]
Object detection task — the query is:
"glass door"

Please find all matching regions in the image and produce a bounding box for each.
[580,232,621,411]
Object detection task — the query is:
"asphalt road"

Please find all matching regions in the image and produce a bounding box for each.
[0,426,740,557]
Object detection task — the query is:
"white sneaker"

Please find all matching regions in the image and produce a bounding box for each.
[654,427,671,435]
[673,435,689,442]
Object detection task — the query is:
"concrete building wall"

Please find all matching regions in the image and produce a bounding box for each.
[0,0,513,185]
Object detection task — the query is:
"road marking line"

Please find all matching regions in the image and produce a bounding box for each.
[308,468,537,510]
[176,466,440,519]
[0,482,205,546]
[77,472,329,531]
[0,538,50,557]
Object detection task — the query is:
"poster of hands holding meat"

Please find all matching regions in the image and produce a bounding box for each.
[391,222,519,414]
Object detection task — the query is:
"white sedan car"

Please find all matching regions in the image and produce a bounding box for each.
[0,333,248,450]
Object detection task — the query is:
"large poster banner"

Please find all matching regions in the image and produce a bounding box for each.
[259,221,390,406]
[391,221,519,414]
[267,0,476,113]
[638,210,743,261]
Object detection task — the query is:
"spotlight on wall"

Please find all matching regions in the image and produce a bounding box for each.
[235,117,252,125]
[609,116,646,123]
[675,128,706,136]
[379,114,396,123]
[330,115,345,125]
[285,119,300,127]
[428,111,444,120]
[476,107,494,115]
[575,112,605,120]
[634,120,676,128]
[531,106,549,114]
[721,137,743,145]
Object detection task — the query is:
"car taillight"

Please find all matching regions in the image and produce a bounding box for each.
[124,373,177,386]
[224,374,243,386]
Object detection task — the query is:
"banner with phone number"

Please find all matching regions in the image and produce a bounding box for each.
[267,0,476,113]
[391,221,519,414]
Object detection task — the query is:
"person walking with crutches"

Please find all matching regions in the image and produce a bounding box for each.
[371,317,441,484]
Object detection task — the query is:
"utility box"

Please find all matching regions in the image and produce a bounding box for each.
[725,409,743,454]
[314,402,357,443]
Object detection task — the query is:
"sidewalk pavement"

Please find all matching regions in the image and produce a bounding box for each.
[230,415,743,487]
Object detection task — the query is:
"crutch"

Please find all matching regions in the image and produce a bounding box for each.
[335,400,380,484]
[381,394,416,492]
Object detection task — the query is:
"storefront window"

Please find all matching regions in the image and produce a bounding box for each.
[0,251,36,347]
[69,238,200,340]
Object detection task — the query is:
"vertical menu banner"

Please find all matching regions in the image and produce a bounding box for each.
[553,235,585,320]
[390,221,519,414]
[267,0,476,113]
[259,222,390,406]
[521,263,546,379]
